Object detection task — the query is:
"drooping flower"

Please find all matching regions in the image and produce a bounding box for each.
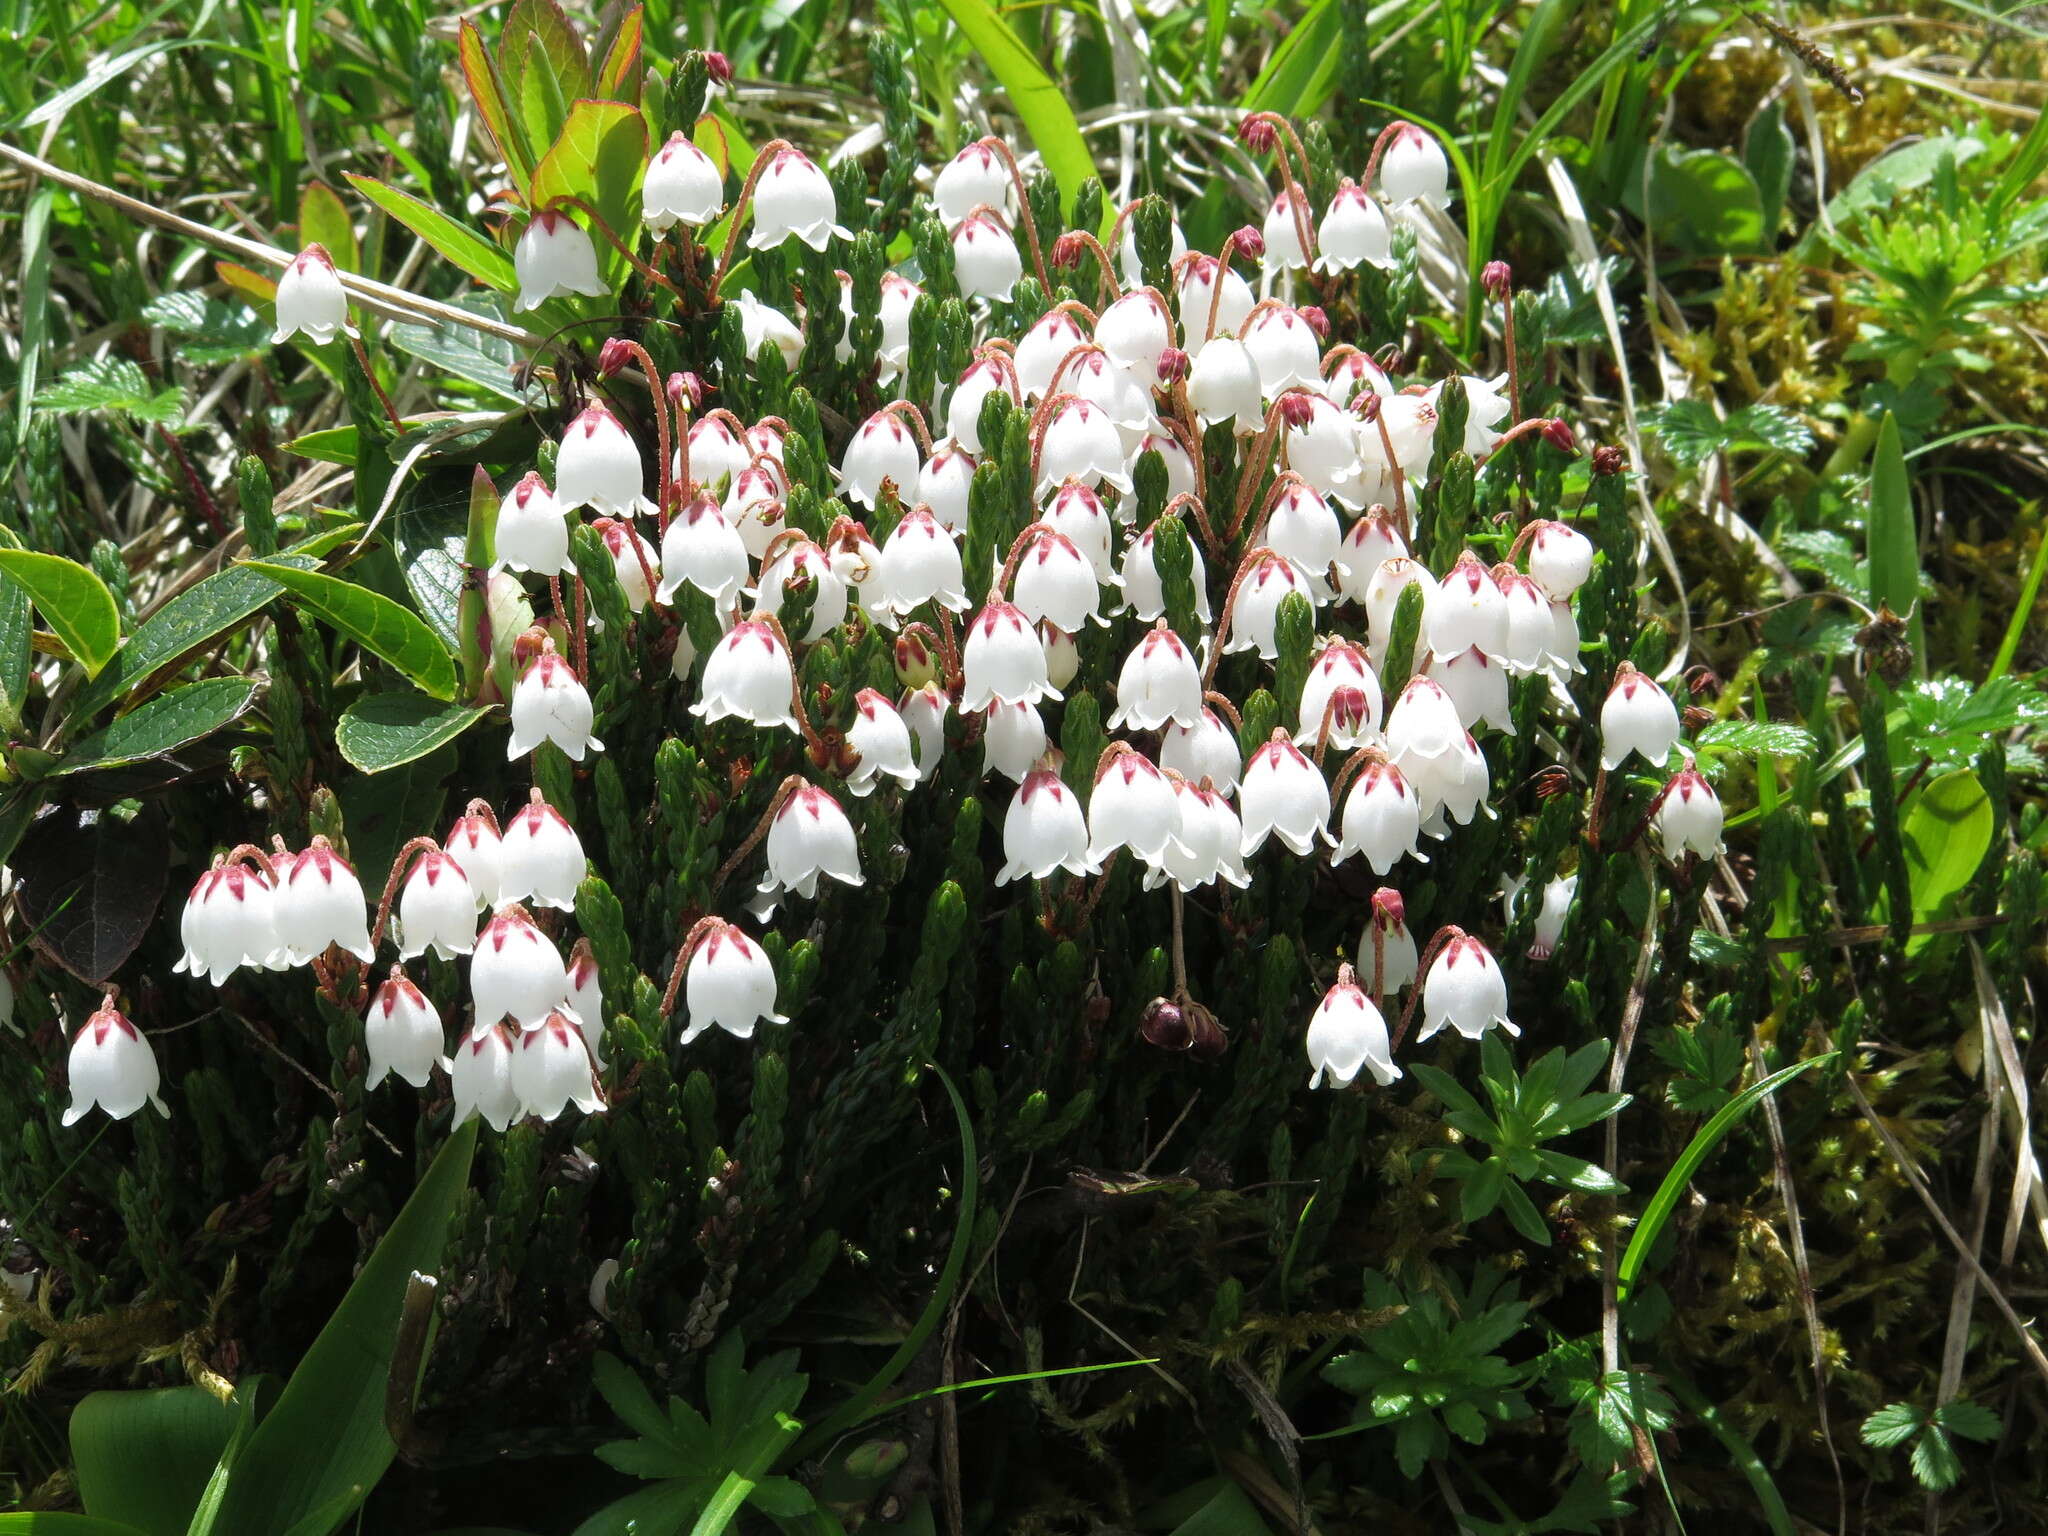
[62,998,168,1125]
[952,211,1025,301]
[498,791,587,912]
[1599,662,1682,771]
[1239,732,1331,856]
[1034,400,1133,497]
[900,683,951,782]
[1162,708,1243,797]
[1260,188,1312,271]
[916,443,976,532]
[394,849,479,961]
[445,806,503,912]
[470,904,570,1033]
[932,140,1012,223]
[507,640,604,762]
[1223,552,1312,661]
[1243,307,1324,397]
[1419,931,1517,1042]
[961,599,1060,711]
[879,508,970,617]
[274,837,374,965]
[1332,758,1427,875]
[731,293,805,367]
[566,939,606,1067]
[1109,624,1204,731]
[1527,519,1595,600]
[749,146,845,250]
[846,689,922,796]
[1656,762,1725,860]
[1378,122,1452,208]
[658,494,750,604]
[1086,748,1186,868]
[1121,520,1213,625]
[1154,777,1250,891]
[1096,290,1173,383]
[1425,550,1510,661]
[1296,640,1382,748]
[513,209,610,310]
[592,517,659,617]
[1016,308,1092,401]
[643,131,725,232]
[272,244,357,344]
[1363,556,1438,659]
[981,699,1047,783]
[760,784,864,900]
[173,859,282,985]
[1175,254,1254,342]
[493,472,571,577]
[691,619,799,731]
[755,536,850,641]
[1012,528,1107,633]
[555,403,653,519]
[365,969,446,1089]
[1306,968,1399,1089]
[512,1011,606,1122]
[681,920,788,1044]
[1188,337,1264,432]
[996,767,1098,883]
[1425,646,1515,735]
[451,1024,521,1131]
[1364,889,1420,994]
[1313,182,1393,274]
[839,410,924,510]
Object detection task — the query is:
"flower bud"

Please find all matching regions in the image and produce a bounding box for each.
[894,630,938,690]
[1481,260,1512,298]
[1138,996,1192,1051]
[1229,224,1266,261]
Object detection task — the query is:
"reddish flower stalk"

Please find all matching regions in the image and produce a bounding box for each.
[601,338,676,528]
[1389,923,1462,1052]
[976,136,1053,297]
[710,137,797,293]
[660,912,731,1016]
[369,835,452,953]
[1201,545,1286,689]
[707,773,806,899]
[1240,111,1317,267]
[1051,229,1123,304]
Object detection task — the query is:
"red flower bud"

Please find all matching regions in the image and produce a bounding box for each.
[597,337,634,378]
[1481,260,1513,298]
[668,371,708,409]
[1138,996,1192,1052]
[1156,346,1190,384]
[1298,305,1330,339]
[1539,418,1576,454]
[702,50,733,82]
[1239,116,1279,153]
[1591,444,1626,476]
[1370,887,1406,928]
[1051,231,1088,270]
[1229,225,1266,261]
[512,625,552,672]
[1186,1001,1228,1061]
[1278,390,1316,429]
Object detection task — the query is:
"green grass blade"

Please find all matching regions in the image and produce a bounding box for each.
[1867,412,1924,672]
[1659,1362,1796,1536]
[933,0,1100,218]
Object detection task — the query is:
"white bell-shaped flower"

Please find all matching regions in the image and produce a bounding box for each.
[1364,556,1439,660]
[933,141,1012,223]
[1357,393,1439,496]
[173,860,282,985]
[1121,519,1213,625]
[877,507,969,617]
[1528,519,1595,600]
[1162,708,1243,797]
[723,465,788,561]
[1306,971,1399,1089]
[681,920,787,1044]
[275,838,374,965]
[514,210,609,310]
[1363,893,1420,993]
[1383,674,1465,763]
[756,536,849,641]
[507,641,603,762]
[1096,290,1173,383]
[1239,732,1331,855]
[692,618,799,731]
[847,689,921,795]
[1244,307,1324,396]
[1511,873,1577,961]
[1013,527,1107,632]
[1176,255,1254,342]
[1016,308,1091,401]
[1426,551,1510,660]
[556,403,652,518]
[471,904,570,1032]
[365,969,445,1090]
[1420,932,1516,1043]
[1041,622,1080,690]
[1379,123,1452,208]
[1332,758,1428,875]
[1224,553,1311,661]
[1135,431,1198,507]
[493,472,571,577]
[917,443,976,532]
[1334,511,1408,604]
[946,356,1020,453]
[762,784,864,899]
[1426,646,1515,735]
[1497,571,1555,675]
[839,410,923,510]
[1266,480,1345,598]
[962,599,1059,710]
[1109,623,1204,731]
[1154,778,1250,891]
[1062,347,1155,442]
[901,683,950,781]
[513,1010,605,1121]
[1600,663,1681,771]
[395,849,479,961]
[1188,336,1264,432]
[273,244,357,344]
[1656,763,1725,860]
[732,292,804,367]
[499,791,586,912]
[1313,183,1393,274]
[1087,748,1186,867]
[1322,346,1394,405]
[680,416,743,495]
[658,494,749,604]
[981,699,1047,782]
[451,1024,520,1131]
[445,807,502,911]
[567,940,606,1066]
[997,767,1098,884]
[593,518,659,617]
[749,146,845,250]
[872,272,921,380]
[1035,400,1133,497]
[63,1000,167,1125]
[1041,481,1119,585]
[1410,730,1492,835]
[1287,391,1369,510]
[1296,639,1382,747]
[1261,188,1312,271]
[953,211,1024,301]
[644,131,726,232]
[1547,597,1586,676]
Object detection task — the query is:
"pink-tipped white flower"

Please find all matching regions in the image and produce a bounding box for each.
[63,999,166,1126]
[1411,730,1492,835]
[451,1024,520,1131]
[1239,733,1331,856]
[513,210,609,310]
[681,921,787,1044]
[395,849,479,961]
[493,472,571,577]
[1244,307,1324,396]
[847,689,921,796]
[1062,347,1155,441]
[1364,891,1420,993]
[1333,758,1428,875]
[749,146,845,250]
[1155,778,1250,891]
[1286,392,1368,509]
[1109,624,1204,731]
[658,495,750,604]
[946,356,1021,453]
[470,904,568,1033]
[1497,571,1555,675]
[593,518,659,617]
[1419,932,1516,1042]
[1322,347,1393,406]
[1087,749,1186,867]
[643,131,725,232]
[1426,551,1510,660]
[981,699,1047,782]
[961,599,1060,710]
[1097,290,1173,383]
[445,808,503,911]
[507,642,603,762]
[762,784,864,900]
[756,536,849,641]
[1656,763,1724,860]
[567,940,606,1066]
[953,211,1023,301]
[1188,337,1264,432]
[499,792,586,912]
[1527,519,1595,600]
[1306,971,1399,1089]
[1384,675,1465,763]
[1425,646,1514,735]
[1335,512,1408,604]
[1162,709,1243,797]
[839,410,924,509]
[723,465,789,561]
[1599,663,1681,771]
[514,1011,605,1121]
[1364,556,1439,659]
[917,443,976,532]
[1510,873,1577,961]
[1261,188,1312,271]
[880,507,970,617]
[1313,182,1393,274]
[1176,255,1254,342]
[1224,553,1312,661]
[1297,640,1382,748]
[901,683,951,781]
[1035,400,1133,497]
[686,415,750,493]
[1041,622,1080,690]
[1016,308,1091,401]
[275,838,374,965]
[997,768,1098,883]
[732,292,805,367]
[365,969,445,1089]
[556,403,652,518]
[839,271,920,381]
[1378,123,1452,208]
[173,860,281,985]
[272,244,357,344]
[1013,528,1107,632]
[1436,374,1512,459]
[692,619,799,731]
[933,141,1012,223]
[1121,520,1213,624]
[1266,479,1345,597]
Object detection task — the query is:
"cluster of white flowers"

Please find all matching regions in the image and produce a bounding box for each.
[132,115,1731,1132]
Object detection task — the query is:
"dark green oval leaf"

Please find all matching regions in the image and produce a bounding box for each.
[336,692,490,773]
[54,678,258,775]
[0,549,121,678]
[240,560,457,701]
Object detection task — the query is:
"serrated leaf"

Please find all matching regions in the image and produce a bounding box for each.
[1934,1400,2001,1441]
[35,357,184,424]
[335,692,489,773]
[1861,1403,1926,1448]
[1911,1426,1963,1490]
[1695,719,1817,759]
[241,560,457,700]
[138,292,272,365]
[53,678,257,775]
[0,550,121,677]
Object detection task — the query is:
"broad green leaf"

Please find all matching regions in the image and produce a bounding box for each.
[335,692,490,773]
[335,745,458,886]
[1629,145,1765,255]
[240,560,457,701]
[33,358,184,425]
[459,18,532,192]
[70,1385,241,1536]
[386,314,529,403]
[569,1482,707,1536]
[54,678,258,775]
[933,0,1100,219]
[593,9,642,99]
[208,1123,478,1536]
[344,175,516,294]
[0,549,121,677]
[1867,412,1924,670]
[298,181,360,273]
[500,0,588,160]
[1935,1400,2002,1442]
[527,100,647,289]
[1900,768,1993,953]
